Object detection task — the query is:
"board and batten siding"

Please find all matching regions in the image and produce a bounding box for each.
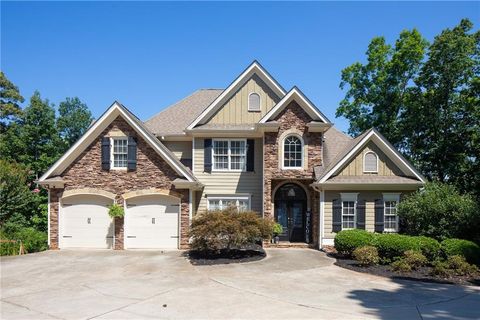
[206,74,280,125]
[323,191,411,241]
[162,141,192,161]
[193,138,263,215]
[337,142,403,176]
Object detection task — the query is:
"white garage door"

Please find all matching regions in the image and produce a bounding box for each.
[125,195,180,249]
[60,195,114,249]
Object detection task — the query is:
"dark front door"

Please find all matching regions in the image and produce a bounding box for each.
[274,183,307,242]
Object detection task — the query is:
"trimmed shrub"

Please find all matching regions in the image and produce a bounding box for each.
[334,229,374,256]
[0,226,47,255]
[446,255,479,276]
[390,259,412,273]
[431,261,453,278]
[403,250,428,269]
[352,246,380,266]
[416,236,441,261]
[189,207,274,253]
[441,239,480,265]
[373,234,421,260]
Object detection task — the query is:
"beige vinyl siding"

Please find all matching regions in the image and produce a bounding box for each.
[323,191,411,241]
[162,141,192,161]
[337,142,403,176]
[193,138,263,214]
[206,75,280,125]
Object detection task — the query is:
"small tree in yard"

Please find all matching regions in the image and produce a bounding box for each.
[397,182,480,242]
[189,207,274,253]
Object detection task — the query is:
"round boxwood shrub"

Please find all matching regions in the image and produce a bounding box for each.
[334,229,374,256]
[373,234,422,260]
[416,236,441,261]
[441,238,480,265]
[352,246,380,266]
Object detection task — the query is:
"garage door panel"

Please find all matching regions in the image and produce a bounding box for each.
[125,195,179,249]
[60,195,114,249]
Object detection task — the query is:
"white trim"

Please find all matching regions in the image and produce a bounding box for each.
[322,238,334,246]
[319,189,325,248]
[248,92,261,112]
[192,137,195,173]
[281,134,304,170]
[206,194,251,211]
[187,61,286,129]
[319,130,425,183]
[39,102,197,183]
[212,139,247,172]
[189,189,193,222]
[47,190,51,246]
[363,151,378,173]
[261,134,265,217]
[259,87,330,124]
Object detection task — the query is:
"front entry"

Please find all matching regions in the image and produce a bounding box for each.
[274,183,308,242]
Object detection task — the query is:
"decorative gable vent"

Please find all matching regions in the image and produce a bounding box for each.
[364,152,378,173]
[248,93,261,111]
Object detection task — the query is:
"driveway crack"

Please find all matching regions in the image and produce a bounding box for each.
[1,299,65,320]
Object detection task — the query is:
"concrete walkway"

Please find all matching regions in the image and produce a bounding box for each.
[1,249,478,319]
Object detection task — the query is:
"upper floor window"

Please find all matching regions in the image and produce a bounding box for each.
[212,139,246,171]
[112,138,128,169]
[283,135,303,168]
[248,93,261,111]
[364,151,378,173]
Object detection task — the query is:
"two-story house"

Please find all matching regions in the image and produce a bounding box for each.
[38,61,425,250]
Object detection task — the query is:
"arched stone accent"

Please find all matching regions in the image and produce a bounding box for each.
[122,188,183,200]
[61,188,116,201]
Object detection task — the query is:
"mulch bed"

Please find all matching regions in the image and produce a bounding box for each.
[329,253,480,286]
[187,244,266,266]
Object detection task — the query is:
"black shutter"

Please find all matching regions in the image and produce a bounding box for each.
[101,137,110,170]
[374,199,385,233]
[356,199,366,230]
[332,199,342,232]
[204,139,212,173]
[246,139,255,172]
[127,136,137,171]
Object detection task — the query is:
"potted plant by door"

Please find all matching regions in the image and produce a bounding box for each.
[272,223,283,244]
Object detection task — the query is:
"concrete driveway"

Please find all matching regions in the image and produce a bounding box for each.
[1,249,479,320]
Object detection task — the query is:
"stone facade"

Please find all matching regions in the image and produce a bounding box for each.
[264,101,323,247]
[48,116,190,250]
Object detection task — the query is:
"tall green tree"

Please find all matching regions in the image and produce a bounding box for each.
[0,71,24,132]
[57,97,93,150]
[403,19,480,189]
[336,29,428,148]
[17,91,61,179]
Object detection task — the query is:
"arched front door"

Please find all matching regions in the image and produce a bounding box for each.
[274,183,307,242]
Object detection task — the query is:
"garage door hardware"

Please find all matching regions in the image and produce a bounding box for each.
[171,204,180,207]
[106,236,114,238]
[87,218,91,224]
[152,218,156,224]
[171,236,179,238]
[127,236,137,238]
[63,236,73,238]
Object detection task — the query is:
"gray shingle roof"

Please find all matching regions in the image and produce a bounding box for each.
[144,89,223,136]
[323,175,423,184]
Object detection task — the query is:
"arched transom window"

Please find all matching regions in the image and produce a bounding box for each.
[283,135,303,168]
[248,93,261,111]
[364,151,378,173]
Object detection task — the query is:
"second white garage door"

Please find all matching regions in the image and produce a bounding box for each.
[125,195,180,249]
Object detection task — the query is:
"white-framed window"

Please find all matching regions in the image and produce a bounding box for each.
[364,151,378,173]
[383,193,400,232]
[207,195,250,212]
[248,92,261,111]
[111,137,128,169]
[212,139,246,171]
[283,135,303,169]
[341,193,358,230]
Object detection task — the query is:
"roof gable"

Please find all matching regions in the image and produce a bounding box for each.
[39,102,197,183]
[318,128,425,183]
[187,61,286,129]
[259,87,330,124]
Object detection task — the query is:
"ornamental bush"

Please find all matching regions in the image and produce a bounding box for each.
[0,224,47,255]
[441,239,480,265]
[334,229,374,256]
[189,207,274,253]
[431,255,479,277]
[352,246,380,266]
[390,259,412,273]
[373,233,422,260]
[403,250,428,269]
[397,182,480,241]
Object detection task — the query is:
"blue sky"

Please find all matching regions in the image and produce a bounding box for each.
[2,1,479,133]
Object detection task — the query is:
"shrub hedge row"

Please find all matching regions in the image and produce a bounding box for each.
[334,230,479,264]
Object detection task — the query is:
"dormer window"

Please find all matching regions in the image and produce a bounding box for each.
[364,151,378,173]
[248,93,261,111]
[283,135,303,169]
